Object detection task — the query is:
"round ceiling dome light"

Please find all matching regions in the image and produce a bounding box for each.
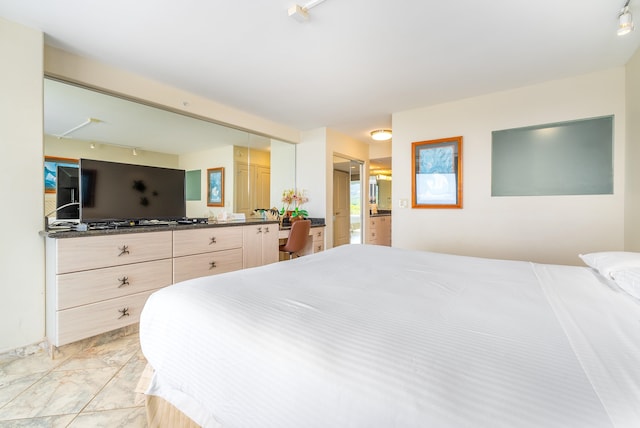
[370,129,392,141]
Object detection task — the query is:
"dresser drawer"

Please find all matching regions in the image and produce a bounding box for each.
[312,227,324,242]
[57,259,173,310]
[56,231,172,274]
[173,227,243,257]
[55,290,155,346]
[173,248,243,283]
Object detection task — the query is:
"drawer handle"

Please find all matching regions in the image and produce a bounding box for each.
[209,237,217,245]
[257,227,262,234]
[316,231,321,237]
[118,307,130,319]
[117,276,130,288]
[317,245,322,251]
[118,245,130,256]
[209,261,217,270]
[264,226,270,233]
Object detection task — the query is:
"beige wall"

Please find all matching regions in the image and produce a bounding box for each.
[44,46,300,144]
[625,48,640,250]
[180,145,235,218]
[392,68,627,265]
[0,18,44,353]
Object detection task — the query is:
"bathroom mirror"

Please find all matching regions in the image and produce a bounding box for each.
[43,77,297,219]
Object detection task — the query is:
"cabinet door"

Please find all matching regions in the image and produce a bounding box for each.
[234,162,252,215]
[243,224,279,268]
[243,225,262,268]
[261,224,279,265]
[256,166,271,210]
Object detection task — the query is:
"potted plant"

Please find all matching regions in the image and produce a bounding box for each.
[280,189,309,221]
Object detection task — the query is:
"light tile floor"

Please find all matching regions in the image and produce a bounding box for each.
[0,332,147,427]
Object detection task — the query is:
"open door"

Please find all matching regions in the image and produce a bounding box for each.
[333,155,363,247]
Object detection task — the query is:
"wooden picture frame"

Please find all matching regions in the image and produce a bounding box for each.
[411,136,463,208]
[207,167,224,207]
[44,156,78,194]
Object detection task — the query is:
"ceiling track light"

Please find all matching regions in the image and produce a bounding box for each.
[618,0,634,36]
[55,117,101,139]
[370,129,393,141]
[288,0,328,22]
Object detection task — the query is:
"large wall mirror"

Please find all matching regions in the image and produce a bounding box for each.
[43,77,296,220]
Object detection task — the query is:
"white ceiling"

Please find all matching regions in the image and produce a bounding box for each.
[44,78,273,154]
[2,0,640,145]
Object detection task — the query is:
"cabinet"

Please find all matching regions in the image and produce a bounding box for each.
[173,227,244,283]
[46,231,173,347]
[46,222,282,348]
[235,162,270,217]
[243,224,279,268]
[281,226,325,258]
[367,216,391,246]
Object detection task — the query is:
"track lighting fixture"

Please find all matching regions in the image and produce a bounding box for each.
[55,117,101,139]
[288,0,328,22]
[618,0,634,36]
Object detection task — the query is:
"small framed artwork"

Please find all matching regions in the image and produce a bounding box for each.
[411,136,463,208]
[44,156,78,194]
[207,167,224,207]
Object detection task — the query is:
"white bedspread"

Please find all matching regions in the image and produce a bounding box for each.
[140,245,640,428]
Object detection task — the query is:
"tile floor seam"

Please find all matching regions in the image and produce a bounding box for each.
[75,361,127,417]
[0,363,58,415]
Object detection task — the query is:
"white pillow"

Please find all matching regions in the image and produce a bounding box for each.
[610,267,640,299]
[579,251,640,279]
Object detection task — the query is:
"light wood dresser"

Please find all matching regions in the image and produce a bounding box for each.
[45,221,286,347]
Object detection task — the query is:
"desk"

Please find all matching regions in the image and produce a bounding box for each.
[278,224,325,258]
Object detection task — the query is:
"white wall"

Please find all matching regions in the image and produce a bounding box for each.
[0,18,44,353]
[44,46,300,144]
[296,128,327,223]
[392,68,626,265]
[45,135,179,168]
[180,145,235,218]
[625,48,640,250]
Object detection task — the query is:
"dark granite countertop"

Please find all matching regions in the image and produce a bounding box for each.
[41,218,279,239]
[42,217,326,239]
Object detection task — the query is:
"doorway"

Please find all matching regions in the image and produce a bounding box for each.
[333,155,364,247]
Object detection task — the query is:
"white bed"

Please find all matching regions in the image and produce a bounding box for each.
[139,244,640,428]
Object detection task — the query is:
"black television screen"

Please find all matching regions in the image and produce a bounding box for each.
[80,159,186,223]
[56,165,79,219]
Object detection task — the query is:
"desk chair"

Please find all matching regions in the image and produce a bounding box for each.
[279,219,311,260]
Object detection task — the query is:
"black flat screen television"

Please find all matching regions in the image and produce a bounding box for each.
[56,165,79,219]
[80,158,186,223]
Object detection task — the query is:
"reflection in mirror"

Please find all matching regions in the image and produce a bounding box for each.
[368,157,392,212]
[43,78,296,221]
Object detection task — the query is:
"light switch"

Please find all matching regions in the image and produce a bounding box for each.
[398,199,408,208]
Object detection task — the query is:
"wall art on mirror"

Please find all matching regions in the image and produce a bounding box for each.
[207,167,225,207]
[411,136,463,208]
[44,156,78,194]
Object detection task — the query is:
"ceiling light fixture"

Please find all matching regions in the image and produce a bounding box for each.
[55,117,101,139]
[618,0,634,36]
[288,0,328,22]
[370,129,393,141]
